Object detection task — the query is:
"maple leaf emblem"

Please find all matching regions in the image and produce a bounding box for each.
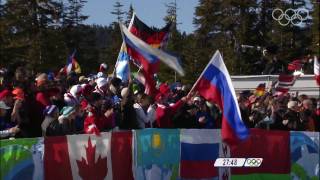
[76,137,108,180]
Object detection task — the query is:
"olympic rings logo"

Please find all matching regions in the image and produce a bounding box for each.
[272,8,309,26]
[244,158,263,167]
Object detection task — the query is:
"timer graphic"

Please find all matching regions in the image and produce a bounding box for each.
[214,158,263,167]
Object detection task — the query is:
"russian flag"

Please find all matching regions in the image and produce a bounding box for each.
[120,23,184,76]
[180,129,221,179]
[192,50,249,144]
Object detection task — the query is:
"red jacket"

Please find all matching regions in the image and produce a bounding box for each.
[84,109,115,134]
[155,100,183,128]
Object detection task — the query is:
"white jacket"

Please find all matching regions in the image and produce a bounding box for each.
[133,103,156,128]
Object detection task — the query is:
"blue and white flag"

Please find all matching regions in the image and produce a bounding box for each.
[115,44,131,82]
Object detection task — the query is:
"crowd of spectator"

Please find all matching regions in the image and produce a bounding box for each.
[0,65,319,139]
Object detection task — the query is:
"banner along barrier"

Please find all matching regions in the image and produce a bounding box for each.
[0,129,319,180]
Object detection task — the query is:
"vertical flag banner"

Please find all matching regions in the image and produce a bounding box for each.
[45,133,113,180]
[230,129,291,180]
[134,129,180,180]
[192,50,249,143]
[290,132,319,180]
[0,138,44,180]
[111,132,134,180]
[179,129,222,179]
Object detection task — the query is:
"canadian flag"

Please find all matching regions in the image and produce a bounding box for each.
[314,56,320,86]
[44,132,134,180]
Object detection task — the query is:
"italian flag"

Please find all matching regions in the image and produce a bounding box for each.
[44,132,134,180]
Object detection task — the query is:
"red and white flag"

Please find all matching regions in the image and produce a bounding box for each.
[287,59,303,71]
[275,74,295,95]
[44,132,134,180]
[314,56,320,86]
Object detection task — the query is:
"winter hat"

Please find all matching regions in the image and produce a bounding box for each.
[96,77,108,89]
[99,63,108,72]
[43,105,58,116]
[35,73,48,86]
[60,106,76,117]
[0,101,10,109]
[12,88,25,100]
[70,84,82,97]
[159,83,170,95]
[287,101,298,109]
[0,89,12,100]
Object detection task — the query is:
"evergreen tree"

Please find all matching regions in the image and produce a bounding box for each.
[0,0,65,71]
[64,0,88,27]
[160,0,184,82]
[111,0,125,23]
[125,4,134,27]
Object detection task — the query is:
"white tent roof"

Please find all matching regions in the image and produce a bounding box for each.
[231,74,319,97]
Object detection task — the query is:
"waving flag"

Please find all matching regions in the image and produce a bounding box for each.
[115,13,135,82]
[314,56,320,86]
[65,50,81,75]
[288,59,304,71]
[191,50,249,144]
[115,13,171,87]
[130,13,170,50]
[120,24,183,76]
[255,83,266,97]
[275,74,295,94]
[115,44,131,82]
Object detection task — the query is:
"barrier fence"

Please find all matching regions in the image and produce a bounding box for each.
[0,129,319,180]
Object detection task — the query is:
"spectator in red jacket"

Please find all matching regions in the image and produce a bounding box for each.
[154,83,190,128]
[84,99,115,135]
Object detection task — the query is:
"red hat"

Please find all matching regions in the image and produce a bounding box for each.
[12,88,25,100]
[0,89,12,100]
[81,84,94,97]
[159,83,170,95]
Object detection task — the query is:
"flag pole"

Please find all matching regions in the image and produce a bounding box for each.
[187,51,219,97]
[112,12,136,76]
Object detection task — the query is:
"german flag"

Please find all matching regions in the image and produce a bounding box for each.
[255,83,266,97]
